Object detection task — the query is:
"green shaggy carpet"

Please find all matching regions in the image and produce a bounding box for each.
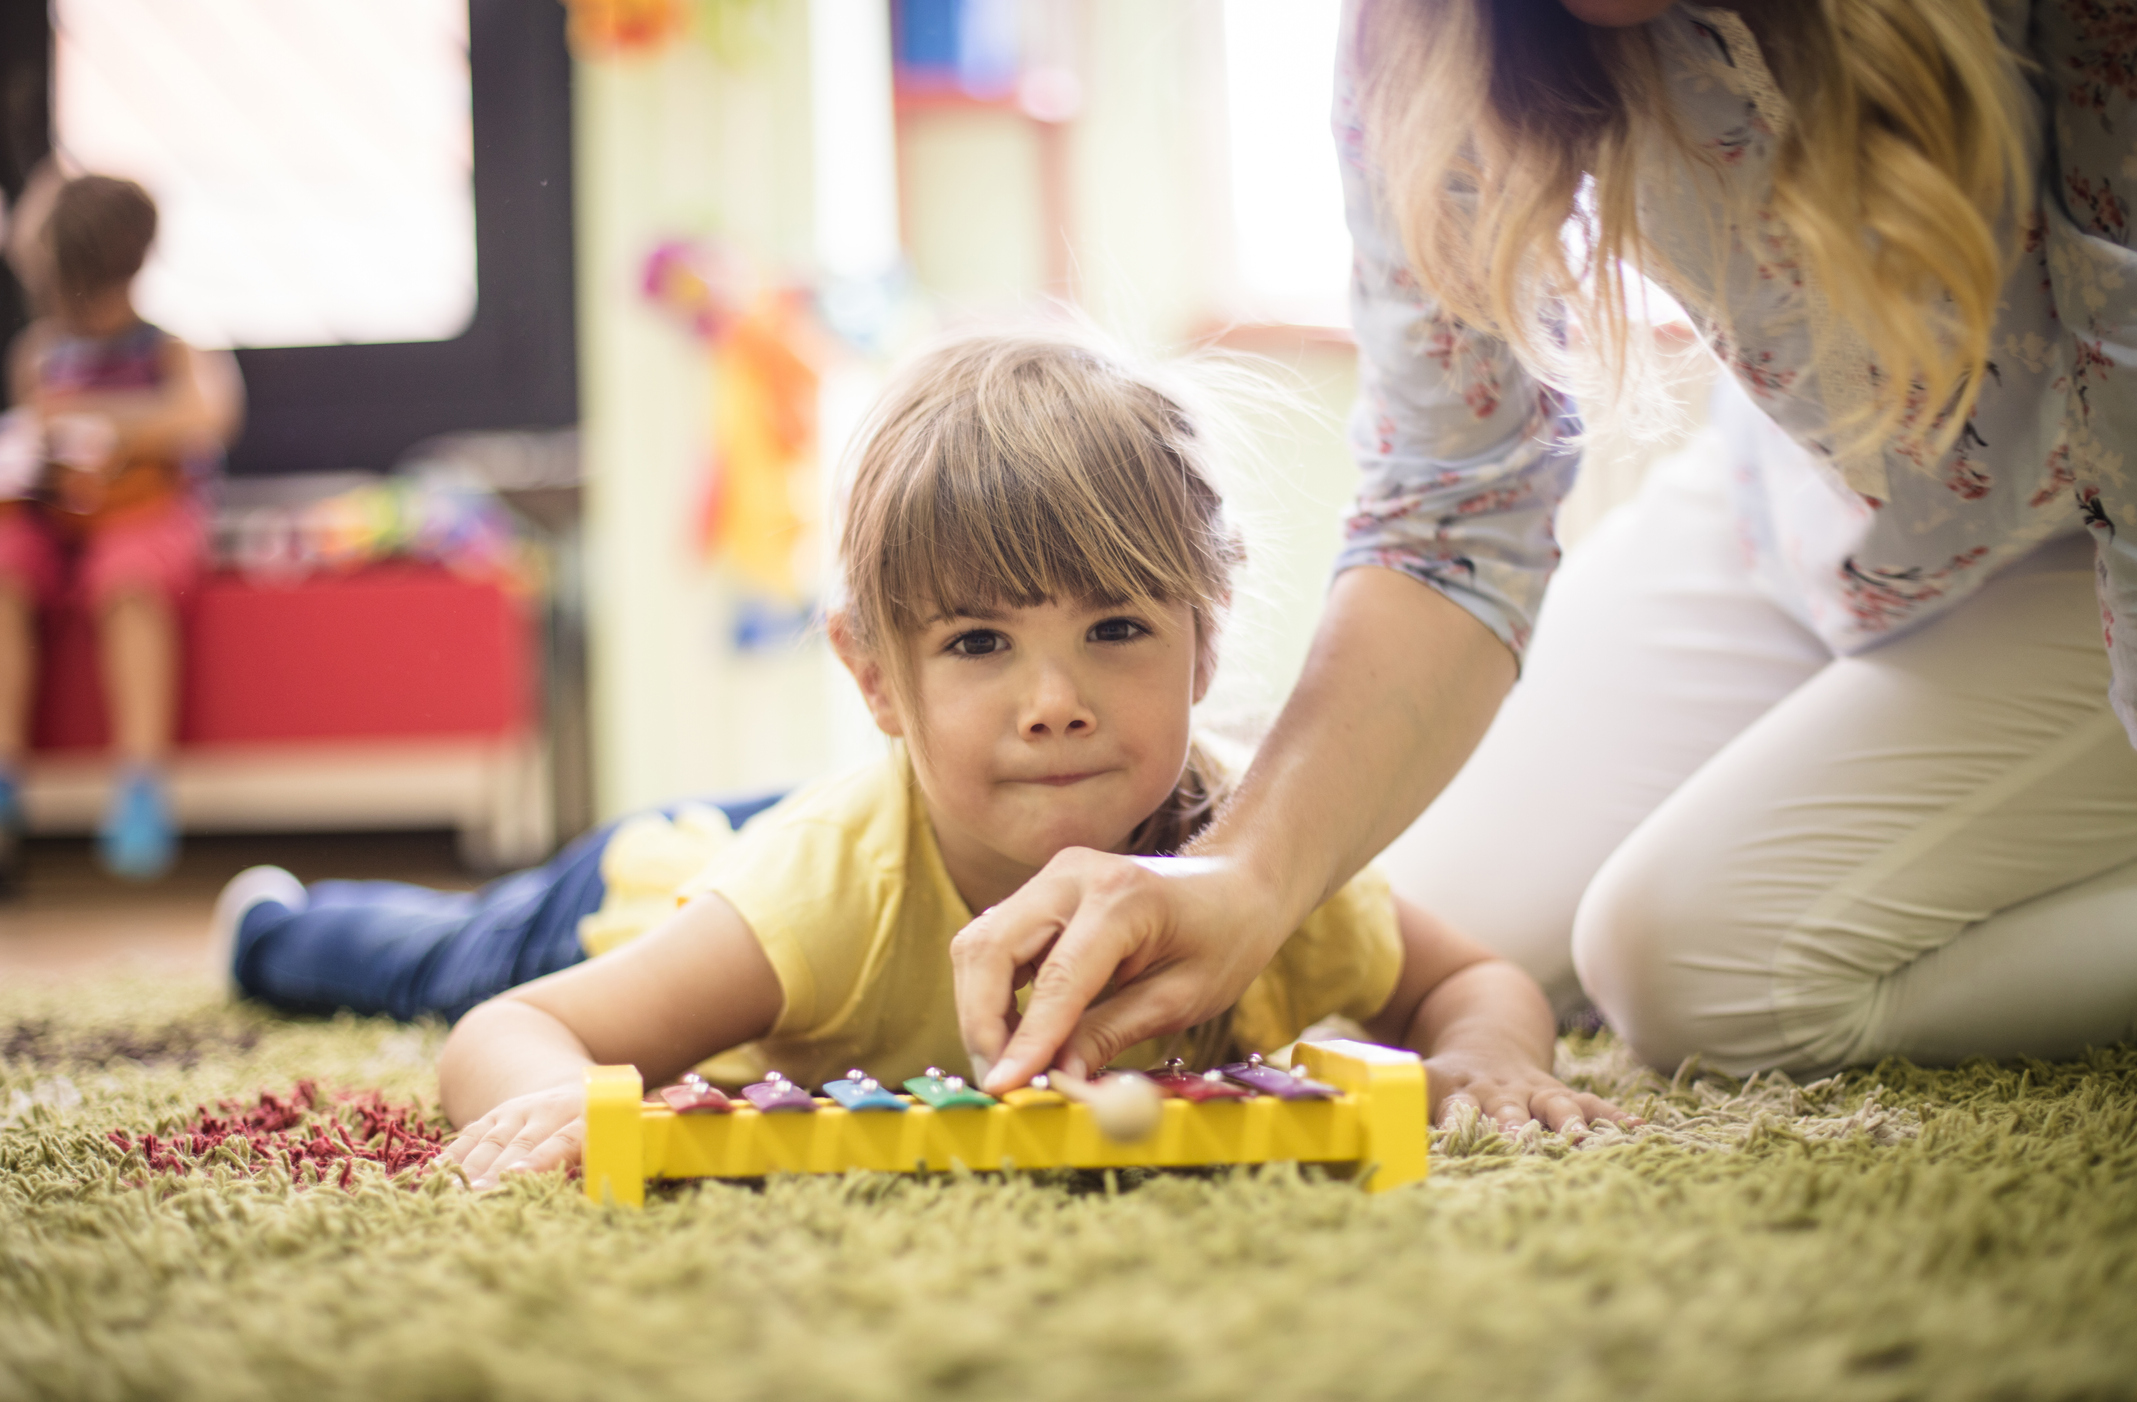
[3,976,2133,1402]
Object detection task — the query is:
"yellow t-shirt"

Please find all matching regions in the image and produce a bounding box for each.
[576,804,741,957]
[609,747,1405,1091]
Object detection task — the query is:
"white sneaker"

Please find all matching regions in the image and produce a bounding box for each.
[208,865,308,996]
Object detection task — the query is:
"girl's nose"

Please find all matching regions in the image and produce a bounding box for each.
[1021,662,1095,738]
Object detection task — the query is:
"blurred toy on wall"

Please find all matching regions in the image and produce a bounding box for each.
[559,0,686,56]
[558,0,774,63]
[641,236,823,648]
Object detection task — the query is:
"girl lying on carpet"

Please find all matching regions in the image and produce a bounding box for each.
[215,328,1624,1189]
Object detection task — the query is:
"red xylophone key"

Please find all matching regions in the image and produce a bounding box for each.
[1147,1057,1255,1102]
[659,1073,734,1113]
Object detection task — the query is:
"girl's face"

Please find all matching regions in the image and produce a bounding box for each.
[853,595,1204,911]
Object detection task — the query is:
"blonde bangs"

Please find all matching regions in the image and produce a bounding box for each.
[841,330,1239,657]
[866,389,1218,631]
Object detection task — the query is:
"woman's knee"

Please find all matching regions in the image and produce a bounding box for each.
[1571,819,1832,1075]
[1573,831,1877,1076]
[1569,843,1714,1072]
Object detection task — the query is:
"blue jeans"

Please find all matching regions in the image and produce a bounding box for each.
[232,794,785,1024]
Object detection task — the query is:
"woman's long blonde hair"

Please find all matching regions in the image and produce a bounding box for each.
[1359,0,2034,461]
[837,327,1246,857]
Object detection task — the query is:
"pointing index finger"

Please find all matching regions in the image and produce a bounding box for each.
[952,862,1095,1085]
[980,887,1142,1094]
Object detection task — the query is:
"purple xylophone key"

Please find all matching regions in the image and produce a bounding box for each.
[1218,1053,1338,1100]
[740,1071,817,1112]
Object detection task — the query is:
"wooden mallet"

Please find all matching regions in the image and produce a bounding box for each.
[1035,1069,1164,1143]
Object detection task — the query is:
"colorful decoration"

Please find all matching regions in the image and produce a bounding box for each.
[107,1082,447,1190]
[559,0,774,64]
[892,0,1083,123]
[642,238,823,642]
[560,0,686,57]
[894,0,1020,100]
[223,476,535,591]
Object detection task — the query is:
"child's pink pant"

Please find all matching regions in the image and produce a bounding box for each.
[0,497,208,609]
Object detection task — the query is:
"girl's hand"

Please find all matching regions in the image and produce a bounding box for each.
[1425,1049,1629,1134]
[441,1084,587,1189]
[45,410,118,476]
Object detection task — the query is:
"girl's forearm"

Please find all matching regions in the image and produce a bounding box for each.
[1191,568,1514,932]
[58,390,215,458]
[52,348,239,460]
[438,997,597,1128]
[1404,957,1558,1074]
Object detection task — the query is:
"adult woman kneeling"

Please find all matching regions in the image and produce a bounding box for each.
[954,0,2137,1119]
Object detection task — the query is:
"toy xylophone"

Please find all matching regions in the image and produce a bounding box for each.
[581,1039,1427,1206]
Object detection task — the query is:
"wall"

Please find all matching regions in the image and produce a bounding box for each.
[892,1,1371,727]
[575,1,1696,820]
[577,6,876,818]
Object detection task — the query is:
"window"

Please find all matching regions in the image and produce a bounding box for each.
[1224,0,1347,328]
[12,0,575,476]
[54,0,475,349]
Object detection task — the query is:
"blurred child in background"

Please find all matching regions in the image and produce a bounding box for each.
[0,171,244,885]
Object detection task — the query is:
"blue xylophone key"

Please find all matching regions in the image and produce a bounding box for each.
[1218,1053,1338,1100]
[823,1070,907,1111]
[740,1071,817,1112]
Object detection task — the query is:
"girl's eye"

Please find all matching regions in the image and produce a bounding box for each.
[1089,617,1149,644]
[948,630,1007,657]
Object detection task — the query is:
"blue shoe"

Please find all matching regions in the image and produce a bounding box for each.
[98,768,178,881]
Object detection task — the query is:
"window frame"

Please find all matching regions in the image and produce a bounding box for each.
[0,0,578,476]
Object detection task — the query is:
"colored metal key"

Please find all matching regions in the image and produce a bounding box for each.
[1148,1059,1255,1103]
[903,1066,996,1109]
[740,1071,818,1112]
[823,1070,907,1112]
[1219,1053,1338,1100]
[658,1074,734,1114]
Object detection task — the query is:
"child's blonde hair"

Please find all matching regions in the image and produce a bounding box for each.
[838,327,1245,856]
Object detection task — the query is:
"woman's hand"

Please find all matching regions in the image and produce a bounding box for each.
[1424,1048,1628,1133]
[954,850,1295,1095]
[441,1084,586,1189]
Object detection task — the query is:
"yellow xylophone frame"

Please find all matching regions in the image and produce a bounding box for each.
[581,1039,1427,1206]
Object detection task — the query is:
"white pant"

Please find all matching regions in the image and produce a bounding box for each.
[1379,435,2137,1075]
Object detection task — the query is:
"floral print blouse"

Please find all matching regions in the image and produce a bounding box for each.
[1334,0,2137,743]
